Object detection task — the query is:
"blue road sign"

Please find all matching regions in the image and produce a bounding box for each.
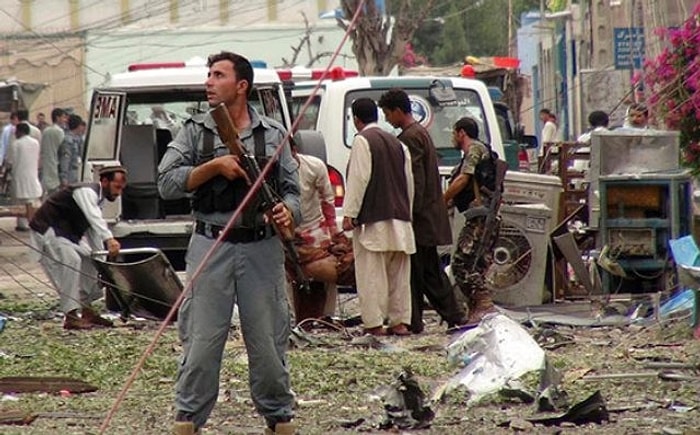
[614,27,645,70]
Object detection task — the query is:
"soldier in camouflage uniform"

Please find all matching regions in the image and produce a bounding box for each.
[443,117,501,325]
[450,209,501,324]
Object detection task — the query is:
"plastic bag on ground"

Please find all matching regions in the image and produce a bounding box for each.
[437,313,545,404]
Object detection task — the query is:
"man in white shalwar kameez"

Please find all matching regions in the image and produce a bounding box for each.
[7,123,42,230]
[342,98,416,336]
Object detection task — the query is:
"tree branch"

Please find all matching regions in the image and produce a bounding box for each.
[280,12,314,68]
[338,0,438,75]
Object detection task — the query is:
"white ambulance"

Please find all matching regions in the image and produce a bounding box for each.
[283,72,507,209]
[82,58,296,270]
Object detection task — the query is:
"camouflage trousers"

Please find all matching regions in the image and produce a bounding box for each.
[451,213,501,300]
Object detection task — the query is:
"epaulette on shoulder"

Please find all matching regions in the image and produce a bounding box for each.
[186,113,207,125]
[260,115,287,134]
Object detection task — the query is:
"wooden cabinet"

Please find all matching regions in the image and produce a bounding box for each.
[599,172,694,293]
[538,142,590,222]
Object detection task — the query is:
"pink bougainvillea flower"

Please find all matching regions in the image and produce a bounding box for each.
[643,6,700,174]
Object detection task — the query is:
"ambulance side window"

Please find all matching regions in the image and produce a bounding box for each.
[256,88,285,126]
[342,87,489,167]
[290,95,320,130]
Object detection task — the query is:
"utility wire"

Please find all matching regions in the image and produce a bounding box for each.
[1,0,323,113]
[0,0,248,77]
[1,0,305,59]
[0,227,179,314]
[0,259,54,304]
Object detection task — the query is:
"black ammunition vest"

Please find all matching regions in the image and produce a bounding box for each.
[192,125,277,226]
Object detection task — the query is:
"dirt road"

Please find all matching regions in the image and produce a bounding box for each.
[2,216,700,434]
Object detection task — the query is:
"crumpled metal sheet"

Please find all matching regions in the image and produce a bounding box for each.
[91,248,183,320]
[527,390,609,426]
[377,368,434,430]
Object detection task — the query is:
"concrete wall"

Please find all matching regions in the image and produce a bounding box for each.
[0,1,354,119]
[0,36,87,119]
[579,67,629,128]
[0,0,340,33]
[84,22,357,100]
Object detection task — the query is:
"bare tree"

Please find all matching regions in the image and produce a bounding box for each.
[281,12,353,68]
[281,13,314,67]
[338,0,436,76]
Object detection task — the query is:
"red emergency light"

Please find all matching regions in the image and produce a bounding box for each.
[461,64,476,78]
[317,66,359,80]
[276,70,293,81]
[276,66,359,82]
[127,62,187,72]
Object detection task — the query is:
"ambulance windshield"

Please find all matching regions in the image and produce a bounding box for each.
[342,88,488,167]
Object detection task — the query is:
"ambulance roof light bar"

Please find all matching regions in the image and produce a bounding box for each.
[276,65,359,82]
[127,62,186,72]
[127,58,267,72]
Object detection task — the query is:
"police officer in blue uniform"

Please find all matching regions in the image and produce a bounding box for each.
[158,51,300,435]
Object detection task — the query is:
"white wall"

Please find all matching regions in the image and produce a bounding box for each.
[0,0,342,33]
[84,22,357,101]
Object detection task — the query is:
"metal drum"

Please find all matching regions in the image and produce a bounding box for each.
[91,247,183,320]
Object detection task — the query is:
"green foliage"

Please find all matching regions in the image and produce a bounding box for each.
[0,300,55,314]
[413,0,542,65]
[547,0,568,12]
[2,311,700,432]
[411,19,443,63]
[0,320,180,384]
[433,3,470,65]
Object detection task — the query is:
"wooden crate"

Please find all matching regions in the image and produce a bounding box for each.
[606,185,662,210]
[607,206,648,220]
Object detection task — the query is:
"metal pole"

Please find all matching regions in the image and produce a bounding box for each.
[508,0,513,56]
[539,0,546,110]
[629,0,635,98]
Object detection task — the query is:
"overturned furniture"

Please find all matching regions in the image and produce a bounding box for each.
[92,248,183,320]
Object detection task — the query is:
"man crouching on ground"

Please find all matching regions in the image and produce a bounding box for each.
[29,165,126,330]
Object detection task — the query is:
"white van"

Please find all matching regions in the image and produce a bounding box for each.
[285,75,507,209]
[82,58,294,269]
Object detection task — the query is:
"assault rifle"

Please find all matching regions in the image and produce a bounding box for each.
[464,157,509,273]
[210,103,310,292]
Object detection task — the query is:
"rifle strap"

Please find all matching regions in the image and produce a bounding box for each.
[253,125,266,161]
[472,174,482,205]
[246,125,274,228]
[201,124,264,160]
[199,128,215,163]
[252,123,279,195]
